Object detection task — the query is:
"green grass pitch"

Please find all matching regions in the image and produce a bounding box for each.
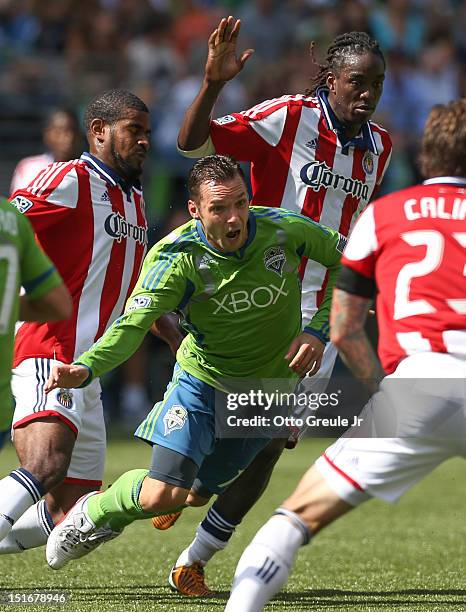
[0,438,465,611]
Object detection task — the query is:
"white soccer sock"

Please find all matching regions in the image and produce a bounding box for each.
[225,511,311,612]
[175,522,229,567]
[0,469,43,541]
[0,500,53,554]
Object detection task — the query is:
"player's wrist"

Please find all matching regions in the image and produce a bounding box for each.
[202,77,227,92]
[302,327,328,345]
[72,363,93,388]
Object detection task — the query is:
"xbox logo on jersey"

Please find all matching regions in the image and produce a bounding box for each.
[300,161,369,200]
[104,211,148,245]
[212,279,288,314]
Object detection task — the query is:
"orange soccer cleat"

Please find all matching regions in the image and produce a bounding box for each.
[151,511,182,530]
[168,561,214,597]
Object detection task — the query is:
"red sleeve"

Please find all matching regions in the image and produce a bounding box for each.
[10,191,72,234]
[210,96,294,162]
[210,112,270,161]
[10,162,80,234]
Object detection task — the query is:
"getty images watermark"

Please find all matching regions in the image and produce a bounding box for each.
[225,388,362,430]
[215,377,466,440]
[214,377,369,439]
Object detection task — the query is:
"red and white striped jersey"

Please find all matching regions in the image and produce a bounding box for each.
[10,153,54,195]
[342,177,466,373]
[10,152,148,366]
[209,89,392,323]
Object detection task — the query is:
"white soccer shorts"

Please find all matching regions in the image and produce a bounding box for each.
[11,358,106,484]
[316,351,466,505]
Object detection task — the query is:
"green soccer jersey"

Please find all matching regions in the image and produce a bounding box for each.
[77,207,343,389]
[0,198,62,430]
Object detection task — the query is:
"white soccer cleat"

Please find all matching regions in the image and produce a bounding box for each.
[46,492,121,570]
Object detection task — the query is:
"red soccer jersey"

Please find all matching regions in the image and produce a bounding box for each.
[11,153,148,366]
[209,90,392,323]
[342,177,466,373]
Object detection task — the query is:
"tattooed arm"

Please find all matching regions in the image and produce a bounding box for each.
[330,288,385,394]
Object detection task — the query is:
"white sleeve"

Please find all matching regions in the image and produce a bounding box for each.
[177,136,216,158]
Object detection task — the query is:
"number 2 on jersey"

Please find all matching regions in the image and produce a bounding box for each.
[394,230,466,320]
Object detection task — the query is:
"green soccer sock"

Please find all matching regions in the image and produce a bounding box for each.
[87,469,151,529]
[87,469,185,530]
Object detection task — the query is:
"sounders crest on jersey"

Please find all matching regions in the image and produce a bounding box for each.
[264,246,286,277]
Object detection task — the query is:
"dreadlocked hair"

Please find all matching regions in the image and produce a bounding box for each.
[306,31,385,97]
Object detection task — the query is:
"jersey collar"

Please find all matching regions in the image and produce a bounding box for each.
[80,152,142,194]
[195,211,257,259]
[316,87,378,155]
[423,176,466,188]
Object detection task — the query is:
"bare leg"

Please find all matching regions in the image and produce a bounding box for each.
[14,418,75,490]
[45,482,99,523]
[282,464,353,533]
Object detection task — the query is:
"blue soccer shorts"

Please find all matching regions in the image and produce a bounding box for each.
[135,363,270,494]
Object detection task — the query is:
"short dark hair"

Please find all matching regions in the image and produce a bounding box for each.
[188,155,247,200]
[84,89,149,132]
[419,99,466,179]
[307,31,385,96]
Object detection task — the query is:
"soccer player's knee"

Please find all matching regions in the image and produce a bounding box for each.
[21,453,69,491]
[15,418,75,490]
[139,478,188,513]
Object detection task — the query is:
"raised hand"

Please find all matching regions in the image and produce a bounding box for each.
[44,364,90,393]
[205,16,254,84]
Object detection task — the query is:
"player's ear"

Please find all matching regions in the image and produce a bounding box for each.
[188,199,200,219]
[89,118,106,145]
[327,72,336,94]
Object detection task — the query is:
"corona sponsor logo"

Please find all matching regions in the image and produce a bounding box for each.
[300,161,369,201]
[104,212,148,245]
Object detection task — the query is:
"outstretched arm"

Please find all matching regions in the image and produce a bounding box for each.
[44,308,153,392]
[44,310,174,393]
[178,16,254,152]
